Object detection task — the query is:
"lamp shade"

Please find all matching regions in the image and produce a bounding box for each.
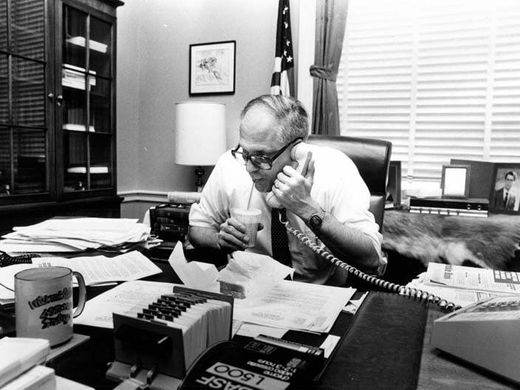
[174,102,227,166]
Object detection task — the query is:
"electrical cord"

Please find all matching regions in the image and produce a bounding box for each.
[0,251,40,268]
[279,215,462,312]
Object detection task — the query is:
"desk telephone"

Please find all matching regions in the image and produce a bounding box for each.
[267,142,460,312]
[432,295,520,384]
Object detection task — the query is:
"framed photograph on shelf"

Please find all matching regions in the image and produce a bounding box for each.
[386,161,402,208]
[441,164,470,198]
[450,158,495,199]
[189,40,236,95]
[489,164,520,214]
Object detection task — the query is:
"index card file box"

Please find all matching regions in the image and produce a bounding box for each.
[106,286,233,388]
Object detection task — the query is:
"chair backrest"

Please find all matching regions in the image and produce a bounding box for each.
[307,135,392,231]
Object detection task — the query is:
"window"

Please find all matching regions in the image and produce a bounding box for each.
[338,0,520,182]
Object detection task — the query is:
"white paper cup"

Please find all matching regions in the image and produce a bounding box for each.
[231,208,261,247]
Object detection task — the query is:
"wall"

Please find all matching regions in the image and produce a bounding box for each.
[116,0,279,219]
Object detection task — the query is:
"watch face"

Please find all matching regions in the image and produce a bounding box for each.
[310,214,322,229]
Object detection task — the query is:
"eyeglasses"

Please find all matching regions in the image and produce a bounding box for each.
[231,137,303,170]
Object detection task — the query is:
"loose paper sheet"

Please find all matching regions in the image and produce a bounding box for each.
[0,251,162,303]
[425,263,520,294]
[234,280,355,333]
[235,323,287,339]
[168,242,220,292]
[0,240,78,253]
[219,251,294,298]
[34,251,162,286]
[406,278,497,308]
[75,280,176,328]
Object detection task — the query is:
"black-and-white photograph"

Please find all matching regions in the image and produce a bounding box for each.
[3,0,520,389]
[489,165,520,214]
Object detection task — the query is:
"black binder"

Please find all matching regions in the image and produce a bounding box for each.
[314,292,428,390]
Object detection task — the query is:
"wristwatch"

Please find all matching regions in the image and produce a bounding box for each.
[307,208,325,231]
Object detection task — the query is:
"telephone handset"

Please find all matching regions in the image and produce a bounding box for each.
[265,142,312,209]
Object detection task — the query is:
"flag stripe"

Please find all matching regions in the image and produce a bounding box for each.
[270,0,294,96]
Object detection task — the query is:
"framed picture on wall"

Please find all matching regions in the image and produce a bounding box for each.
[189,40,236,95]
[489,164,520,214]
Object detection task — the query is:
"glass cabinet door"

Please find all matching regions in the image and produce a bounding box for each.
[61,3,113,193]
[0,0,48,197]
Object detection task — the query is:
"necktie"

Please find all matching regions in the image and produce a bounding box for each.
[271,208,291,266]
[504,191,509,206]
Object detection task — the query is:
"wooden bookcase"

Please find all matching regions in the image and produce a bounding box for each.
[0,0,123,235]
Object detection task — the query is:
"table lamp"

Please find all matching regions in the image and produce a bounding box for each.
[175,102,227,191]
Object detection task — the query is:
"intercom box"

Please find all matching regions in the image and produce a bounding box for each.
[150,203,192,241]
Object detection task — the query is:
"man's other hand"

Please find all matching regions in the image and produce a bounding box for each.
[216,218,263,252]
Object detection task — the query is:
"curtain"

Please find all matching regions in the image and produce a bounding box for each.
[310,0,348,135]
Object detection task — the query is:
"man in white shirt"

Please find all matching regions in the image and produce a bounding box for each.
[188,95,384,285]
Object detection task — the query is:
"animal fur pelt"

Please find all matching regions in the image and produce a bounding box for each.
[382,210,520,270]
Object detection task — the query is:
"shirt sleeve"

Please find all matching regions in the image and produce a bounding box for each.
[189,153,231,229]
[315,148,383,255]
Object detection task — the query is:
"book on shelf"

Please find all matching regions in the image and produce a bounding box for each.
[66,36,107,53]
[66,166,109,174]
[62,123,95,132]
[62,64,96,90]
[409,197,488,217]
[0,337,51,388]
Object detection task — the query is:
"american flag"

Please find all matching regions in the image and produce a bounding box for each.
[270,0,294,96]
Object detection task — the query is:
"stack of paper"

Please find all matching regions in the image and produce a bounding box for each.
[167,241,353,333]
[233,280,354,333]
[0,251,162,304]
[406,263,520,307]
[0,217,150,252]
[75,278,354,334]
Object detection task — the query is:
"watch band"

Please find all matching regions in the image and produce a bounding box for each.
[307,208,325,231]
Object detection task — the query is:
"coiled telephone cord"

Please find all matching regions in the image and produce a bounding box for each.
[280,218,461,312]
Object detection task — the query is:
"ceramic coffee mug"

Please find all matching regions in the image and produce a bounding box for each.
[15,266,86,347]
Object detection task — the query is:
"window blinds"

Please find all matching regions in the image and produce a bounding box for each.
[338,0,520,181]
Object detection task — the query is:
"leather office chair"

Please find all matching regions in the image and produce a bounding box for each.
[307,135,392,231]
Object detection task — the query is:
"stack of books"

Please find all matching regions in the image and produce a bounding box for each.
[409,197,489,217]
[0,337,53,390]
[62,64,96,90]
[150,203,191,241]
[0,337,96,389]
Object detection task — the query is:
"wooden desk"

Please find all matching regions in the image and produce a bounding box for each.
[2,253,518,389]
[56,296,519,389]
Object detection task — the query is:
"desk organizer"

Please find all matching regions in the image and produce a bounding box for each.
[106,286,233,389]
